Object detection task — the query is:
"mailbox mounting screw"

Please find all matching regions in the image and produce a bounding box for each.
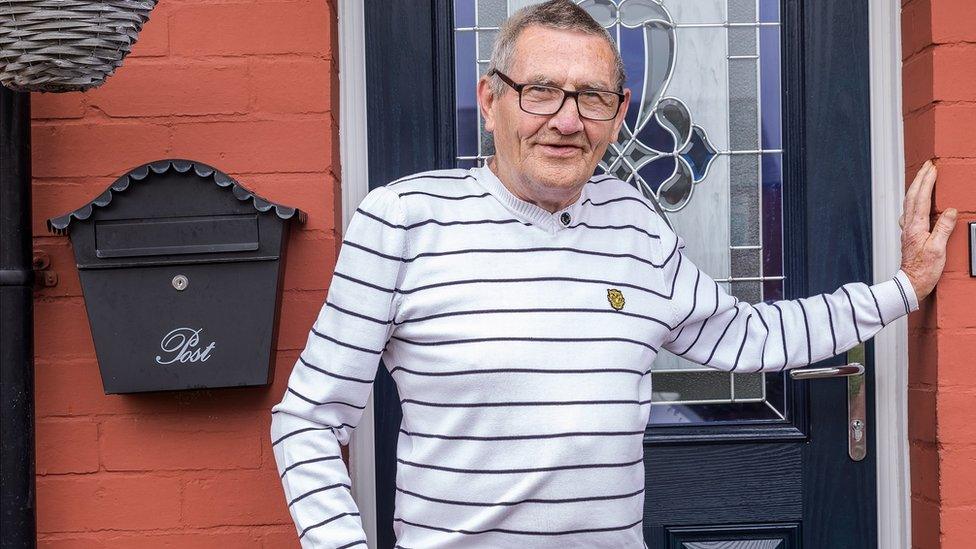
[31,250,59,288]
[172,274,188,291]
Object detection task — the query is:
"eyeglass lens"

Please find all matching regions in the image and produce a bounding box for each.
[520,84,619,120]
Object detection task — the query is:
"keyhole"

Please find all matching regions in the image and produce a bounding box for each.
[172,274,189,291]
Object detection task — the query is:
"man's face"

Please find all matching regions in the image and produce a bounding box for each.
[479,26,631,195]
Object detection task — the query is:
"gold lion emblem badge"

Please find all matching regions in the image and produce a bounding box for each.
[607,288,625,311]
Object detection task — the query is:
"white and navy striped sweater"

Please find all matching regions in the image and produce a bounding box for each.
[270,163,917,548]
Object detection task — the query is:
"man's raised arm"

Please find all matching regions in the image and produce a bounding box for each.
[661,160,956,372]
[270,185,406,548]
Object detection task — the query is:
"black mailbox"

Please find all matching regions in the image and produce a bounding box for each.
[47,159,306,394]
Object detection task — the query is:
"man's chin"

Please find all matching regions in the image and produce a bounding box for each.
[528,158,591,186]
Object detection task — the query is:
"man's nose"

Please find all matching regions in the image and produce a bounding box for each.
[548,95,585,134]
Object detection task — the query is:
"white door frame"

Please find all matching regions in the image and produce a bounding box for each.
[337,1,378,547]
[338,2,911,547]
[869,1,911,547]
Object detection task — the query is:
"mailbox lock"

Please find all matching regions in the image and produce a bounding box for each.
[171,274,189,291]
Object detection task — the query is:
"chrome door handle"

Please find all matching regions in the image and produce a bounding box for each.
[788,363,864,380]
[788,344,867,462]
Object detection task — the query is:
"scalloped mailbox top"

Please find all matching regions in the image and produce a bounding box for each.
[46,159,307,235]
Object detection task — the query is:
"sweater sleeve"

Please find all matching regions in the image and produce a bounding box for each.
[658,220,918,372]
[270,185,406,548]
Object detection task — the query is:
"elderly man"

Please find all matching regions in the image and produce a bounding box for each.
[270,1,956,547]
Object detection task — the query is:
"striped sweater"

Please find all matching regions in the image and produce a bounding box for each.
[269,163,918,548]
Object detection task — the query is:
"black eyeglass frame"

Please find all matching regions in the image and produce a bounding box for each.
[488,68,625,121]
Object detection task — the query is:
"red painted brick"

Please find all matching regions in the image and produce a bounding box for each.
[902,47,934,115]
[937,390,976,445]
[280,233,339,292]
[38,531,262,549]
[170,119,332,174]
[932,45,976,103]
[31,357,190,418]
[100,414,263,471]
[942,508,976,549]
[931,0,976,44]
[934,159,976,215]
[940,444,976,506]
[36,419,100,475]
[912,496,941,549]
[31,122,170,178]
[935,277,976,328]
[936,330,976,389]
[261,529,303,549]
[902,0,933,60]
[127,0,171,58]
[182,469,293,527]
[909,298,936,333]
[30,93,87,120]
[909,387,938,443]
[36,358,129,418]
[276,290,328,350]
[249,57,337,114]
[239,172,339,234]
[31,178,117,238]
[36,474,181,532]
[911,442,941,503]
[902,0,976,540]
[903,107,936,168]
[87,62,251,117]
[934,104,976,158]
[171,2,332,57]
[34,298,97,360]
[908,327,939,388]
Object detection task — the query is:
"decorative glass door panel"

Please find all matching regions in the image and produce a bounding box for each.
[453,0,786,426]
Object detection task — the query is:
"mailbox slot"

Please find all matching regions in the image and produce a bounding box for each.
[95,214,260,258]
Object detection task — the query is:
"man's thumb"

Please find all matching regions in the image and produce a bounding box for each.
[931,208,958,247]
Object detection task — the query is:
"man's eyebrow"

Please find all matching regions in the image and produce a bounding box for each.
[524,73,614,90]
[525,73,558,86]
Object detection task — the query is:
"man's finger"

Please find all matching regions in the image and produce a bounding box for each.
[902,161,930,224]
[914,163,937,226]
[928,207,958,250]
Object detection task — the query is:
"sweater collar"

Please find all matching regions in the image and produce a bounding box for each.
[471,158,589,234]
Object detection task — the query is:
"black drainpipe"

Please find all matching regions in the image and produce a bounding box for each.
[0,85,36,548]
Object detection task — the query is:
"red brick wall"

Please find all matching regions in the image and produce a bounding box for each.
[30,1,340,546]
[902,0,976,547]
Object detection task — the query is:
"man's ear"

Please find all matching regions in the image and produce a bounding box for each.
[610,87,632,143]
[477,75,496,133]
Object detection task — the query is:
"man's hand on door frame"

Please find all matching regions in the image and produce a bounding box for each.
[899,159,958,302]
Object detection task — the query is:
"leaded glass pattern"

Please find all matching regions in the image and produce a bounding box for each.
[453,0,786,425]
[684,541,783,549]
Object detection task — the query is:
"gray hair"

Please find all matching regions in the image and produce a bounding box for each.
[487,0,626,96]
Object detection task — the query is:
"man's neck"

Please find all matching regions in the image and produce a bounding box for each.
[487,156,582,213]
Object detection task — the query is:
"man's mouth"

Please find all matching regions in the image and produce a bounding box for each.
[538,143,583,157]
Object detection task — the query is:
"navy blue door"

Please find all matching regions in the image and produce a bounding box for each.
[364,1,877,547]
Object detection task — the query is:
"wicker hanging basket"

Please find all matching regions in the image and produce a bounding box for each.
[0,0,158,93]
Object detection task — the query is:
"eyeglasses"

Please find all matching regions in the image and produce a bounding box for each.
[488,69,624,121]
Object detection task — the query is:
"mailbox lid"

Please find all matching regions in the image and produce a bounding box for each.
[45,159,305,268]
